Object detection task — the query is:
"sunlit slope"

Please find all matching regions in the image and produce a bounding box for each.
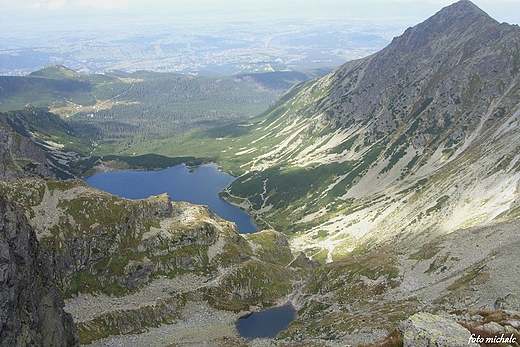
[177,0,520,261]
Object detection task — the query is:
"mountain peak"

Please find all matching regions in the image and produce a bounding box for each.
[390,0,497,51]
[428,0,495,26]
[28,65,79,79]
[440,0,491,17]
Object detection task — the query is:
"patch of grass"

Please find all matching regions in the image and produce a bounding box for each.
[405,154,420,170]
[397,177,428,195]
[447,266,485,291]
[409,240,440,260]
[426,195,450,215]
[246,230,293,266]
[381,147,407,174]
[99,154,206,171]
[329,134,360,154]
[68,272,102,297]
[359,329,403,347]
[311,229,329,240]
[424,252,451,274]
[311,248,329,265]
[109,256,129,276]
[229,161,354,213]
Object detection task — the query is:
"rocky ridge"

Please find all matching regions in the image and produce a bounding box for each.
[0,178,310,345]
[0,105,93,180]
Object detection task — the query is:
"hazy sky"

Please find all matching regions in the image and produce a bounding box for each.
[1,0,519,30]
[0,0,518,74]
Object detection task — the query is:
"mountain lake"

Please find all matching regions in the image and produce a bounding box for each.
[236,305,296,338]
[84,163,297,338]
[84,163,258,234]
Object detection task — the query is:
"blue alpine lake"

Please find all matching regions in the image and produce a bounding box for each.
[83,163,258,234]
[236,305,296,339]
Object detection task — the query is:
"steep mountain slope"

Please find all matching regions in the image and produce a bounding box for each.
[0,106,94,179]
[213,0,520,262]
[0,112,58,180]
[0,194,79,347]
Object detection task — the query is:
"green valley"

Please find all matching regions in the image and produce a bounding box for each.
[0,65,318,156]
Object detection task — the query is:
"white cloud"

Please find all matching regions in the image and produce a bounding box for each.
[48,0,68,9]
[76,0,132,9]
[28,0,65,9]
[2,0,519,25]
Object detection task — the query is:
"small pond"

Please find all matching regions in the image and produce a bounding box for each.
[84,163,258,233]
[235,305,296,339]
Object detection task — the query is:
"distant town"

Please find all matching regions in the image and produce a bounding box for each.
[0,19,399,76]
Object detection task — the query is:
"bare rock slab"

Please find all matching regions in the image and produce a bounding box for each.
[400,312,479,347]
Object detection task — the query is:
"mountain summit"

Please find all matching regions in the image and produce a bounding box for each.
[322,0,518,149]
[395,0,496,52]
[222,0,520,256]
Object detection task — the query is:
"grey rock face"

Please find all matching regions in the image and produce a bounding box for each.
[400,312,479,347]
[495,294,520,311]
[321,0,520,155]
[0,194,78,347]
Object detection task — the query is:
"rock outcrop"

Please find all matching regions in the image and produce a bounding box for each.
[0,179,251,296]
[0,105,95,180]
[495,294,520,312]
[400,313,479,347]
[0,194,78,346]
